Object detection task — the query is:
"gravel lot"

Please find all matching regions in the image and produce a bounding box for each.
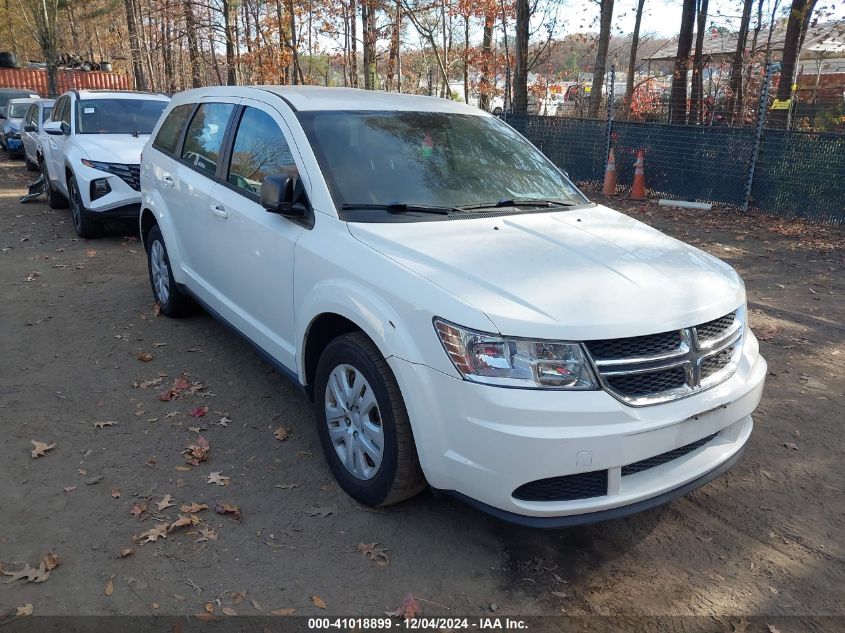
[0,156,843,627]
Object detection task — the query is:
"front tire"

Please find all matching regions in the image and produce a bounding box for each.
[68,176,103,239]
[42,161,68,209]
[314,332,426,507]
[146,225,195,317]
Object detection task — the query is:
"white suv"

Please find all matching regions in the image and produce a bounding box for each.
[140,86,766,526]
[41,90,169,238]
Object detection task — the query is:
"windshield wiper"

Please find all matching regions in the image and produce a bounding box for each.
[341,202,454,215]
[458,198,578,211]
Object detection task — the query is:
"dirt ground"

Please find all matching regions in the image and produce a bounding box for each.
[0,155,843,627]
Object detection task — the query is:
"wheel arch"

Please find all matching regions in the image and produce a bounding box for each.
[301,312,369,401]
[140,208,158,250]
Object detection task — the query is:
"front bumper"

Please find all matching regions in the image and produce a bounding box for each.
[389,332,766,522]
[75,163,141,214]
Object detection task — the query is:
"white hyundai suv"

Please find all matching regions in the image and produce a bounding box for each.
[41,90,169,238]
[140,86,766,526]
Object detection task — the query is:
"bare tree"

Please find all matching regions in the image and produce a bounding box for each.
[587,0,613,117]
[512,0,529,112]
[770,0,817,126]
[623,0,646,119]
[669,0,695,124]
[689,0,708,124]
[124,0,147,90]
[727,0,753,123]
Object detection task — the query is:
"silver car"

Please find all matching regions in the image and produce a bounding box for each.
[21,99,54,171]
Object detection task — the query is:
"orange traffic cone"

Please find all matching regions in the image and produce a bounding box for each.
[602,147,617,195]
[630,150,646,200]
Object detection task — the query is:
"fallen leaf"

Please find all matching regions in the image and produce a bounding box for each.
[156,494,175,511]
[195,526,218,542]
[168,515,199,532]
[159,375,191,401]
[271,608,296,616]
[385,594,422,620]
[218,416,231,427]
[111,488,121,498]
[130,501,147,518]
[117,548,135,559]
[222,607,237,616]
[189,405,209,418]
[134,524,169,544]
[137,377,164,389]
[17,604,33,616]
[30,440,56,458]
[215,503,242,522]
[550,590,571,598]
[105,576,114,596]
[357,542,389,566]
[251,598,262,611]
[184,435,210,465]
[86,249,97,258]
[311,596,327,610]
[767,625,782,633]
[274,426,290,441]
[306,505,336,518]
[63,486,77,493]
[175,465,191,472]
[85,475,104,485]
[93,421,117,429]
[24,271,39,282]
[733,617,750,633]
[2,552,60,585]
[180,502,208,513]
[137,351,154,362]
[783,442,799,451]
[274,483,299,490]
[153,303,161,317]
[152,602,160,609]
[207,472,230,486]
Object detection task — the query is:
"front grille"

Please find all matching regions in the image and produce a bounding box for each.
[606,366,687,398]
[513,470,608,502]
[695,311,737,344]
[701,345,737,379]
[105,163,141,191]
[622,433,718,476]
[585,308,743,406]
[585,330,681,361]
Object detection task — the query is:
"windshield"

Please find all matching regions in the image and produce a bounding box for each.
[76,99,168,135]
[8,103,32,118]
[297,111,586,214]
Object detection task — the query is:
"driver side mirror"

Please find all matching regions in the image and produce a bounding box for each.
[260,173,308,219]
[24,124,36,133]
[43,121,65,136]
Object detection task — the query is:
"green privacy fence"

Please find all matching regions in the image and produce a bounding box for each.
[506,114,845,226]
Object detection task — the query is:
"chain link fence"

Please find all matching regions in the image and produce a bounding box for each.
[505,76,845,226]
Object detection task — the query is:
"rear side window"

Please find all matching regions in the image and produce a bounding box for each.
[51,97,66,123]
[227,107,296,198]
[153,104,194,155]
[62,99,71,126]
[180,103,235,176]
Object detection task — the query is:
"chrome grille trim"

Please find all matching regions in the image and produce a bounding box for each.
[583,308,745,407]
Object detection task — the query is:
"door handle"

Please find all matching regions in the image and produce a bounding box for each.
[209,203,229,219]
[162,175,174,188]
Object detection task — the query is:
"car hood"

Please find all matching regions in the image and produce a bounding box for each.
[347,205,745,341]
[74,134,149,164]
[3,119,22,133]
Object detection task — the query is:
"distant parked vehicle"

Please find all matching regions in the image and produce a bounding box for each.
[21,98,54,170]
[0,88,39,115]
[1,96,40,156]
[40,89,169,238]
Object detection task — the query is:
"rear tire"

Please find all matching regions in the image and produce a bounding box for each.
[146,225,196,318]
[314,332,426,507]
[68,176,103,239]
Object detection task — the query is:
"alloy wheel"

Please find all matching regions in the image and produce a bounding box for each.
[324,364,384,480]
[149,240,171,305]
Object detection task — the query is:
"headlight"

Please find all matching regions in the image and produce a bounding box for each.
[81,159,113,173]
[433,318,598,390]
